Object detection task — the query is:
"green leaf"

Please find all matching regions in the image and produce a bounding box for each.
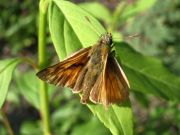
[79,2,111,24]
[49,0,106,60]
[20,121,42,135]
[115,42,180,101]
[6,84,20,105]
[15,71,40,109]
[48,1,133,135]
[52,101,82,134]
[88,101,133,135]
[0,58,21,109]
[15,71,55,109]
[72,117,111,135]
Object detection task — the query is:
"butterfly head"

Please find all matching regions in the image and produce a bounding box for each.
[100,33,113,47]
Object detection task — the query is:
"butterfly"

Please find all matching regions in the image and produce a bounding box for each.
[36,33,130,107]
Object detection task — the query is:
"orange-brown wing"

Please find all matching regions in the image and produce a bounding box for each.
[36,47,91,89]
[90,56,129,106]
[89,72,104,103]
[104,57,129,105]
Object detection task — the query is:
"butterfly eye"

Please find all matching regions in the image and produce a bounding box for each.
[105,36,112,46]
[109,38,113,45]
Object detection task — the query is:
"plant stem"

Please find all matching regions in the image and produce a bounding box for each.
[38,0,51,135]
[0,110,14,135]
[109,2,127,32]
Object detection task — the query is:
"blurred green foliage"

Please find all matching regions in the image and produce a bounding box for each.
[0,0,38,54]
[125,0,180,75]
[0,0,180,135]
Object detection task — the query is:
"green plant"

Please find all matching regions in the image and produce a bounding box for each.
[125,0,180,75]
[0,0,180,135]
[0,0,38,54]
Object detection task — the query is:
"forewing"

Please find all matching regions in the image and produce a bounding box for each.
[36,47,91,89]
[89,72,104,103]
[104,56,129,105]
[90,56,129,106]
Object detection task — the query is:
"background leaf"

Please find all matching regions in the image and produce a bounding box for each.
[48,1,133,135]
[15,71,40,109]
[15,71,55,109]
[20,120,42,135]
[115,42,180,101]
[71,117,111,135]
[116,0,156,24]
[0,58,21,108]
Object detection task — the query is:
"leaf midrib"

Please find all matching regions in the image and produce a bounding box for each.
[111,107,125,135]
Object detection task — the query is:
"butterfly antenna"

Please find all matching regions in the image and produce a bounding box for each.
[113,33,140,41]
[124,33,140,39]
